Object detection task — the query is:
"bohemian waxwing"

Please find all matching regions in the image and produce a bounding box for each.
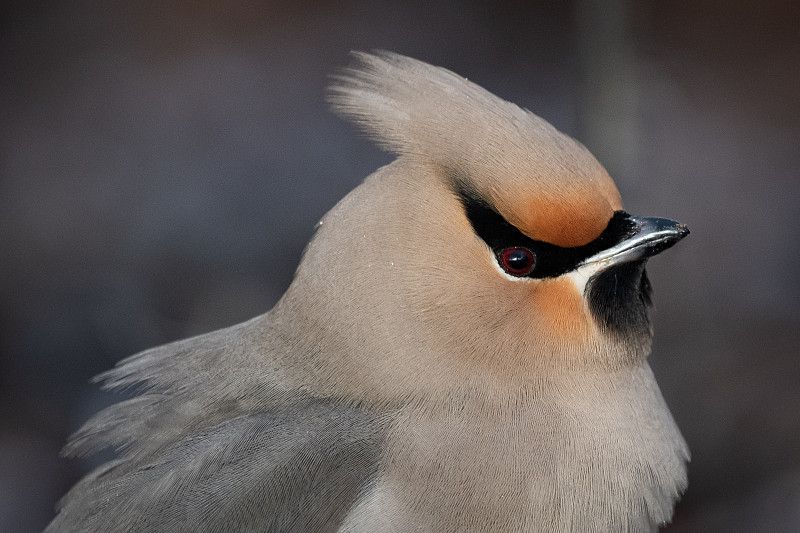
[48,51,690,533]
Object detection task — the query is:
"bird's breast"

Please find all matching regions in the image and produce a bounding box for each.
[339,366,688,532]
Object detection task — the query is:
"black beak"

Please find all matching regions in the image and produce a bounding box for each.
[582,216,689,268]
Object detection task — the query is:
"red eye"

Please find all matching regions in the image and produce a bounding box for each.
[500,247,535,276]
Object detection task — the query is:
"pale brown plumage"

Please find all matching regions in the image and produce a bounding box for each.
[48,51,689,533]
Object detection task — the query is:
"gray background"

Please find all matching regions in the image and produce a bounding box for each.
[2,1,799,531]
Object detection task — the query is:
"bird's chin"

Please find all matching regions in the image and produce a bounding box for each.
[586,259,654,350]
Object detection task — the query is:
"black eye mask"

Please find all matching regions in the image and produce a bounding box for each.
[456,184,637,279]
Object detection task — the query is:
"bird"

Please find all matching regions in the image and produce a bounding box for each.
[48,51,689,532]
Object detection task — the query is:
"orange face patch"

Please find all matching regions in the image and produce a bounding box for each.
[497,174,623,248]
[528,277,591,341]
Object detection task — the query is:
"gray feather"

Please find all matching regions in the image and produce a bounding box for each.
[48,319,385,533]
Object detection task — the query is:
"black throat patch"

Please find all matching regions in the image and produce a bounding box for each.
[586,260,654,341]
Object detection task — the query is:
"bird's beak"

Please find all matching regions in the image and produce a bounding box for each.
[582,216,689,268]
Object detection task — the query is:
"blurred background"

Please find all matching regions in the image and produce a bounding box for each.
[2,0,799,531]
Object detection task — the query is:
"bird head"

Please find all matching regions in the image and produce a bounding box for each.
[274,52,688,405]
